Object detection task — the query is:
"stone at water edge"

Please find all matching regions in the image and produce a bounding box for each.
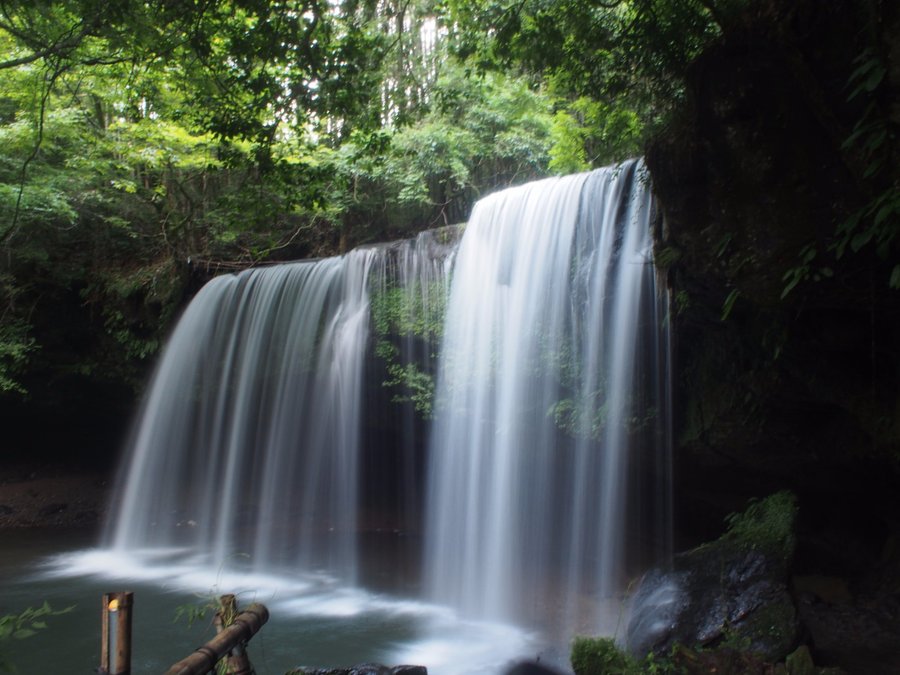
[624,491,800,662]
[504,660,569,674]
[285,664,426,675]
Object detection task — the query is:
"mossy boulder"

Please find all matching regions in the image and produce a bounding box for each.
[626,491,800,662]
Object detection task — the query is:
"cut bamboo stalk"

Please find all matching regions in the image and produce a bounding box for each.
[163,602,269,675]
[214,594,255,675]
[100,591,133,675]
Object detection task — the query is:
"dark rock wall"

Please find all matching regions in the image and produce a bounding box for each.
[646,0,900,583]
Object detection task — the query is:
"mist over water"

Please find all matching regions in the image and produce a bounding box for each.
[60,160,670,672]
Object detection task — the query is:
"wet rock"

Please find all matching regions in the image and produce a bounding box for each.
[346,666,389,675]
[626,492,800,662]
[286,665,426,675]
[504,660,568,674]
[670,645,770,675]
[797,592,900,675]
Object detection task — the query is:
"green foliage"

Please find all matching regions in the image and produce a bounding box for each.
[0,0,713,397]
[445,0,727,138]
[173,593,234,630]
[571,636,639,675]
[0,602,74,673]
[642,649,683,675]
[82,259,185,372]
[835,184,900,288]
[784,645,816,675]
[571,635,688,674]
[371,282,448,343]
[173,594,241,675]
[548,394,608,441]
[549,97,643,174]
[720,289,741,321]
[570,636,679,675]
[673,290,690,317]
[0,271,34,393]
[0,316,34,394]
[382,65,555,224]
[781,244,834,299]
[722,490,798,564]
[383,361,437,417]
[783,38,898,297]
[549,109,592,174]
[371,280,448,417]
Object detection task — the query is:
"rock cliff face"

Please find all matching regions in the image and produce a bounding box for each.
[645,1,900,670]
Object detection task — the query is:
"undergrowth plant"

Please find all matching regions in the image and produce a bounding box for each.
[0,602,73,673]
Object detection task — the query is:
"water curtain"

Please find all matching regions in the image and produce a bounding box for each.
[105,160,670,634]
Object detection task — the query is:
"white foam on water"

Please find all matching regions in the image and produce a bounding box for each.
[386,613,540,675]
[38,548,537,674]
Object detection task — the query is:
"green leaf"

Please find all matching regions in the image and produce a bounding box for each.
[890,265,900,289]
[851,229,873,252]
[863,158,883,179]
[721,289,740,321]
[847,53,886,101]
[874,201,895,226]
[716,233,733,258]
[781,274,801,299]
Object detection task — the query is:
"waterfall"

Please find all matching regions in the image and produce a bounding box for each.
[107,252,376,578]
[105,230,455,579]
[101,160,670,658]
[424,160,671,632]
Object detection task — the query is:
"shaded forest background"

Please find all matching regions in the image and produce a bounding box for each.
[0,0,897,568]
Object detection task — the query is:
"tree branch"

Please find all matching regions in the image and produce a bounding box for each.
[0,16,94,70]
[1,61,71,249]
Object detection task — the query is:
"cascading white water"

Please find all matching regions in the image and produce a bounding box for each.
[107,251,379,578]
[105,231,455,581]
[98,161,669,670]
[424,160,670,633]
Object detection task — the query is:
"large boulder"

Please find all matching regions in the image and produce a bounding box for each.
[625,491,800,662]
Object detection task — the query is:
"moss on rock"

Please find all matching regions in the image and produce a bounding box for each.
[571,636,639,675]
[626,492,801,663]
[721,490,798,572]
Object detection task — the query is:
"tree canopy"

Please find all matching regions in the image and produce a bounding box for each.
[1,0,893,398]
[0,0,671,394]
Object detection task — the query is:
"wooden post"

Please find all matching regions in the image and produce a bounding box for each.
[214,595,255,675]
[163,603,269,675]
[100,592,133,675]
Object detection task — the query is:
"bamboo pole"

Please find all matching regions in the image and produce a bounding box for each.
[100,592,133,675]
[214,595,255,675]
[163,603,269,675]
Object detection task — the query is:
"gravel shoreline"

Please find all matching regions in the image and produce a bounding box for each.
[0,464,112,529]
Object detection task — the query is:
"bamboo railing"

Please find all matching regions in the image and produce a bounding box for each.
[163,599,269,675]
[98,592,269,675]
